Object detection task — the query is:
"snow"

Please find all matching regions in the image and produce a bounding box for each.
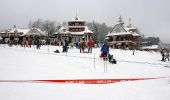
[17,29,30,34]
[0,44,170,100]
[21,28,47,36]
[106,32,132,36]
[142,45,159,49]
[69,17,84,22]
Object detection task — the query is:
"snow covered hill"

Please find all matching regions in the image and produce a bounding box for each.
[0,44,170,100]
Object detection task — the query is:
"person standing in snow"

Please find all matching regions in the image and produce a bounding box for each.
[36,39,41,49]
[62,39,69,53]
[165,50,169,61]
[87,39,94,53]
[160,49,165,61]
[101,42,109,61]
[79,40,86,53]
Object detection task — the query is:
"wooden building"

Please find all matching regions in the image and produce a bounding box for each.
[54,16,93,44]
[0,26,47,43]
[106,17,141,49]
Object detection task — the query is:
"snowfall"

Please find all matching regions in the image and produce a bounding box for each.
[0,44,170,100]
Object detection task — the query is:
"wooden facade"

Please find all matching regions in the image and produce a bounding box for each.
[106,17,141,49]
[55,16,93,44]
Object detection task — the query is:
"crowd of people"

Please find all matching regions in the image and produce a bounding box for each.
[2,38,169,64]
[3,38,45,50]
[74,39,94,53]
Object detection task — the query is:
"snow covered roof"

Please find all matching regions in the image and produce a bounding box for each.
[0,27,29,35]
[124,24,137,30]
[132,33,141,37]
[84,26,93,33]
[22,28,47,36]
[106,32,132,36]
[142,45,159,49]
[17,29,30,34]
[69,17,85,22]
[54,26,70,35]
[70,32,84,35]
[56,25,93,35]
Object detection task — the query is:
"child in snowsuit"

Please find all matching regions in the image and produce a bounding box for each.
[108,54,117,64]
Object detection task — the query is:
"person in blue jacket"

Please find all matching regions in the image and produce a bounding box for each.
[101,42,109,60]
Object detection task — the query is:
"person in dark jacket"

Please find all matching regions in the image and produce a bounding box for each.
[62,39,69,53]
[160,49,165,61]
[101,42,109,60]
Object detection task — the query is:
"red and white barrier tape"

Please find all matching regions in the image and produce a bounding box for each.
[0,77,169,84]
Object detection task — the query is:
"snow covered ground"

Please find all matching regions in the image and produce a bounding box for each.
[0,44,170,100]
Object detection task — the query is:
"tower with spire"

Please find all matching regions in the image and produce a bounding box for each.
[118,16,124,26]
[55,15,93,44]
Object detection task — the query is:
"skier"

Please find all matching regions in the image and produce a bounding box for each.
[101,42,109,61]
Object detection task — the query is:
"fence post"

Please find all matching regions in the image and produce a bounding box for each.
[94,53,96,69]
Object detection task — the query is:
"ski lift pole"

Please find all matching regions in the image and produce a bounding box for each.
[104,56,107,73]
[94,53,96,69]
[47,33,50,53]
[104,58,105,72]
[106,54,109,72]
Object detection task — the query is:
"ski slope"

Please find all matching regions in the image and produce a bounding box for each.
[0,44,170,100]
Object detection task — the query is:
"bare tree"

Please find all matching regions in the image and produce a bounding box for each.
[28,19,43,29]
[28,19,57,35]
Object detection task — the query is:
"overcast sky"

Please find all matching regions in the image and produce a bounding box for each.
[0,0,170,43]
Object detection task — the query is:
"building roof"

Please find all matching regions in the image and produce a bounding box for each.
[0,27,29,35]
[56,25,93,35]
[68,16,85,22]
[107,24,140,37]
[21,28,47,36]
[17,29,30,34]
[141,45,159,49]
[106,32,132,36]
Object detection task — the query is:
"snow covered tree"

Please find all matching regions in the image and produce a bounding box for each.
[91,21,99,44]
[28,19,43,29]
[86,21,112,44]
[28,19,57,35]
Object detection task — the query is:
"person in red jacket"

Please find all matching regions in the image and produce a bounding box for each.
[87,39,94,53]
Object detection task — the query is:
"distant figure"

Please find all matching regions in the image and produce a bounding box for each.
[25,40,29,47]
[79,41,86,53]
[160,49,165,61]
[36,39,41,49]
[75,42,79,49]
[62,39,69,53]
[165,50,169,61]
[101,42,109,61]
[87,39,94,53]
[132,49,135,55]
